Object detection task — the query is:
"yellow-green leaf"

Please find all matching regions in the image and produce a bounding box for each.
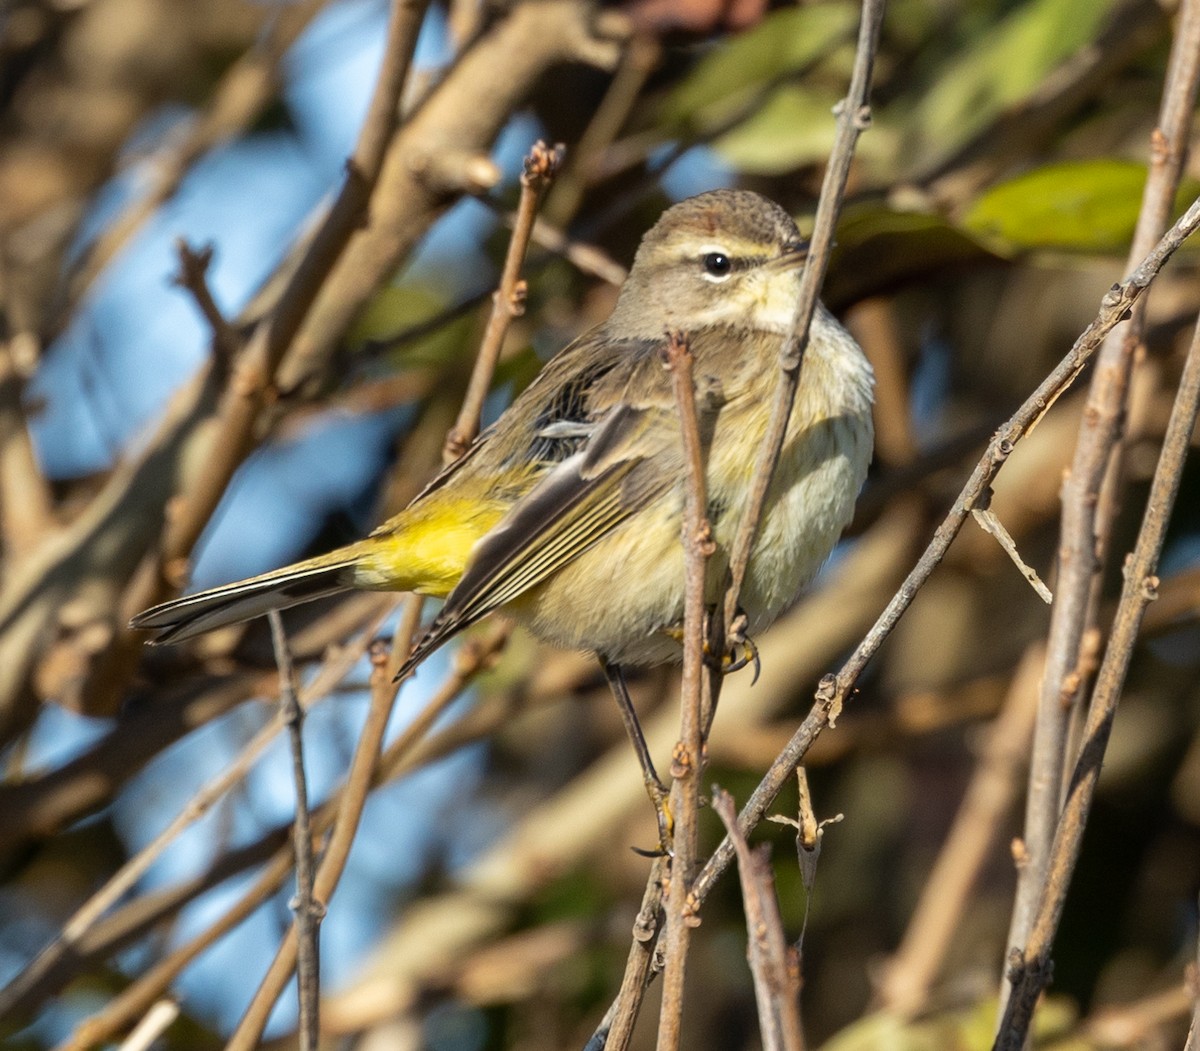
[963,159,1200,254]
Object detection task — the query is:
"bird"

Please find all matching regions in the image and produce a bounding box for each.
[133,189,873,813]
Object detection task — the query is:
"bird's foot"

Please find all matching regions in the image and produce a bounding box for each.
[631,775,674,858]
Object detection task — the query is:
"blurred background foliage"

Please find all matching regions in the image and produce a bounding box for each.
[1,0,1199,1047]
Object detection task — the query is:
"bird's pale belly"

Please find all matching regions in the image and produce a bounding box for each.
[508,411,871,665]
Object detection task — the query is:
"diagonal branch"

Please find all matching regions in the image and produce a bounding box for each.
[691,193,1200,912]
[1005,0,1200,1009]
[995,271,1200,1051]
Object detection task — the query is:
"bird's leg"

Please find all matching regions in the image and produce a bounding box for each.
[667,608,761,682]
[719,608,760,683]
[600,657,673,854]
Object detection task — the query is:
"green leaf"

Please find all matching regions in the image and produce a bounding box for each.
[908,0,1118,168]
[712,85,843,174]
[963,159,1200,253]
[660,4,857,134]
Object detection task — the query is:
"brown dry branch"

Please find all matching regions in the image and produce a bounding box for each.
[996,297,1200,1048]
[713,787,804,1051]
[691,194,1200,913]
[0,329,54,561]
[0,610,380,1020]
[721,0,885,640]
[58,838,307,1051]
[444,140,563,461]
[225,595,421,1050]
[67,0,330,308]
[0,0,427,727]
[130,0,429,631]
[274,0,627,393]
[56,616,509,1048]
[592,855,669,1051]
[1005,0,1200,1012]
[0,353,225,731]
[877,643,1043,1018]
[172,240,242,365]
[0,595,392,858]
[656,329,716,1051]
[267,611,322,1051]
[337,504,920,1040]
[970,505,1052,604]
[114,998,179,1051]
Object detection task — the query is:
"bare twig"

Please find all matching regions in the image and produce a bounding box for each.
[656,330,715,1051]
[268,611,322,1051]
[1005,0,1200,1015]
[691,193,1200,914]
[152,0,429,593]
[971,506,1052,603]
[58,845,301,1051]
[590,856,668,1051]
[877,644,1043,1017]
[714,787,805,1051]
[721,0,885,640]
[172,240,241,365]
[114,998,179,1051]
[330,508,915,1037]
[67,0,329,307]
[768,768,841,953]
[226,595,425,1051]
[71,0,430,721]
[994,298,1200,1050]
[444,141,563,461]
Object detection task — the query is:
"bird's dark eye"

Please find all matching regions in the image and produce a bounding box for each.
[703,252,732,277]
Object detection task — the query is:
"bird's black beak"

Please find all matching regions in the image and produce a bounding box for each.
[770,240,810,270]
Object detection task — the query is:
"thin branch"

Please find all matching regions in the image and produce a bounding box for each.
[721,0,885,640]
[58,845,300,1051]
[1005,0,1200,1012]
[60,619,509,1049]
[877,644,1043,1017]
[691,194,1200,913]
[0,608,384,1020]
[172,241,241,366]
[154,0,429,585]
[114,998,179,1051]
[268,611,322,1051]
[66,0,329,308]
[713,787,804,1051]
[994,295,1200,1051]
[226,595,425,1051]
[589,856,668,1051]
[656,330,715,1051]
[444,140,563,461]
[971,505,1052,604]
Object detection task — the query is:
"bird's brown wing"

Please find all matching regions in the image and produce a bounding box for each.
[397,397,679,678]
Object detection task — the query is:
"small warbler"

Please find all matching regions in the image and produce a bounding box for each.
[133,190,874,678]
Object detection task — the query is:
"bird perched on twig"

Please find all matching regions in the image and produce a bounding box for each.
[133,189,874,820]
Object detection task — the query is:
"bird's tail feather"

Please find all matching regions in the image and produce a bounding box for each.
[131,557,358,645]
